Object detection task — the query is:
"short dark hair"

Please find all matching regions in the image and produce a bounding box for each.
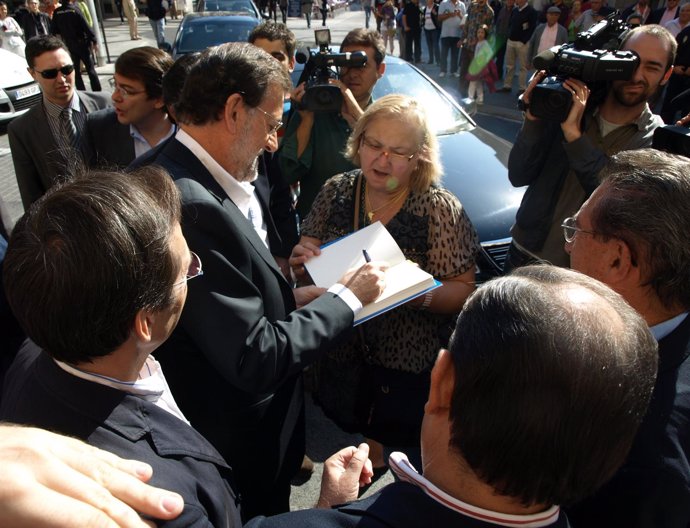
[448,265,657,507]
[175,42,291,126]
[620,24,676,70]
[590,148,690,311]
[162,52,200,117]
[248,20,296,59]
[340,28,386,66]
[3,167,182,364]
[25,35,68,69]
[115,46,174,100]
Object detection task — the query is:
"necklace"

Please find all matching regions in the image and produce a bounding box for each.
[364,181,409,222]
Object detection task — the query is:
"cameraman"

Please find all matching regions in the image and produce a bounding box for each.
[505,24,675,270]
[279,28,386,219]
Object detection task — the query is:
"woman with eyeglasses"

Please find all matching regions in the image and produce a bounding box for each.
[289,93,479,473]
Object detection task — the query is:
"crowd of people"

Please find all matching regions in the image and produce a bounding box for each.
[0,3,689,527]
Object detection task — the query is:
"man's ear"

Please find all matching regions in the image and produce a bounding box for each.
[133,309,155,344]
[377,61,386,78]
[661,64,673,86]
[288,56,296,73]
[153,96,166,111]
[602,237,638,286]
[223,92,244,133]
[425,348,455,415]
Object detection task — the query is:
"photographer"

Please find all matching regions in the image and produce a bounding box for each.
[279,28,386,219]
[505,24,675,270]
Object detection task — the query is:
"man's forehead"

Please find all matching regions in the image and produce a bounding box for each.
[35,48,70,66]
[622,32,669,63]
[253,37,289,57]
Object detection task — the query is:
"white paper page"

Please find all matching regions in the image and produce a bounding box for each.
[306,222,406,287]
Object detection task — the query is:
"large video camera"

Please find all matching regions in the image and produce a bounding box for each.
[529,13,638,122]
[295,29,367,112]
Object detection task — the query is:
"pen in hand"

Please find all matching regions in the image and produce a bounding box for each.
[362,249,371,263]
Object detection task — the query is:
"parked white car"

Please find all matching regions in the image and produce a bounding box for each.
[0,48,41,125]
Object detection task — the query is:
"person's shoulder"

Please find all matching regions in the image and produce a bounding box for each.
[8,103,42,136]
[86,107,117,124]
[78,91,113,110]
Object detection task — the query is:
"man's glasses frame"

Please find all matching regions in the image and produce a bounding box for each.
[174,251,204,287]
[561,216,598,243]
[33,64,75,79]
[253,105,283,136]
[108,77,147,98]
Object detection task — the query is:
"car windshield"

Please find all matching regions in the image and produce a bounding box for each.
[373,62,470,135]
[176,19,258,53]
[199,0,258,13]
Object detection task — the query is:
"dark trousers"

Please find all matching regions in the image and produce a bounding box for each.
[67,43,101,92]
[405,29,421,62]
[364,5,371,27]
[424,27,440,63]
[495,40,507,79]
[459,47,474,96]
[280,4,286,22]
[440,36,460,74]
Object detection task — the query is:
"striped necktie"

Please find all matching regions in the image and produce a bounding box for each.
[61,107,79,149]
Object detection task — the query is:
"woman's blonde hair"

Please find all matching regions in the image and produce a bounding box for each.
[344,94,442,193]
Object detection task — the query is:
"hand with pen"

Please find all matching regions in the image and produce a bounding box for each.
[289,240,388,306]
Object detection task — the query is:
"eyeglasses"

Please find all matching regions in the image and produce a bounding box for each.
[174,251,204,287]
[253,105,283,135]
[360,135,417,165]
[33,64,75,79]
[561,216,598,243]
[109,77,146,98]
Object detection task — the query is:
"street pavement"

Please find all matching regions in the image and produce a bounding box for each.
[0,6,522,513]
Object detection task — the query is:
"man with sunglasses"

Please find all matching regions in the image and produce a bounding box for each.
[143,42,387,522]
[8,35,110,210]
[563,149,690,527]
[83,46,175,168]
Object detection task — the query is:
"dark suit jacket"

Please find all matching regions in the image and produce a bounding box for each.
[8,91,111,209]
[0,342,243,528]
[150,138,354,517]
[83,108,136,169]
[247,481,572,527]
[568,313,690,527]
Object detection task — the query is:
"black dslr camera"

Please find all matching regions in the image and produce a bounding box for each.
[528,13,638,122]
[295,28,367,112]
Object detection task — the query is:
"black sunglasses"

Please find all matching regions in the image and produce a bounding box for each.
[33,64,75,79]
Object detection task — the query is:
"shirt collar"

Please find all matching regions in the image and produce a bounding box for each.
[650,312,688,341]
[55,355,166,401]
[591,102,655,132]
[43,92,81,117]
[388,452,561,528]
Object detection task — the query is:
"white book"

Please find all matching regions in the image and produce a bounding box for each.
[305,221,441,325]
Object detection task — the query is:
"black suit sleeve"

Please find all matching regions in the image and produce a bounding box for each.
[177,181,354,395]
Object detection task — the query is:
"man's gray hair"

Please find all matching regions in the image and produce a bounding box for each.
[591,148,690,311]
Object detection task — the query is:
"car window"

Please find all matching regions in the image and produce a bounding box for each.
[177,20,258,53]
[373,63,469,135]
[199,0,258,14]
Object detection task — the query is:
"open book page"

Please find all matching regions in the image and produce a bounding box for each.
[304,222,441,325]
[305,222,405,287]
